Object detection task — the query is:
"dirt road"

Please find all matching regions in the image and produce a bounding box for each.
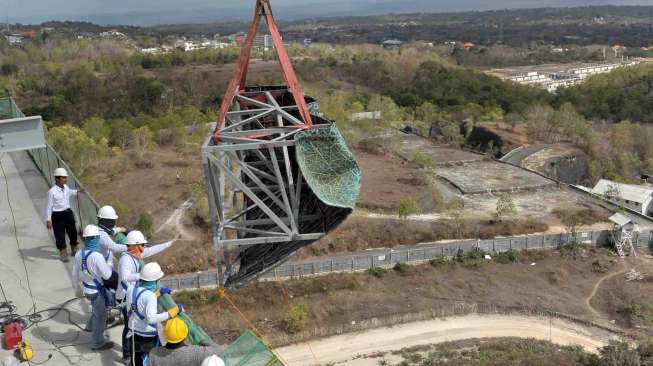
[275,314,618,366]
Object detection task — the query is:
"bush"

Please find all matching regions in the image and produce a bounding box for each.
[136,213,154,237]
[393,262,411,274]
[597,340,641,366]
[286,302,308,334]
[495,250,519,264]
[429,256,452,267]
[398,198,420,219]
[108,200,130,219]
[367,267,387,278]
[560,242,586,259]
[1,63,18,76]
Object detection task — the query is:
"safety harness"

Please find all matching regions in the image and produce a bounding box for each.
[128,287,158,337]
[81,249,110,306]
[120,253,142,293]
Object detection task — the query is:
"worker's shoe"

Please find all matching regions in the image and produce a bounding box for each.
[91,341,114,351]
[59,249,69,262]
[70,244,78,257]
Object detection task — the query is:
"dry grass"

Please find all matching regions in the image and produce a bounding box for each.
[176,247,639,345]
[301,216,548,258]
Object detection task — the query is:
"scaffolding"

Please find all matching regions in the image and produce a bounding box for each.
[202,1,361,288]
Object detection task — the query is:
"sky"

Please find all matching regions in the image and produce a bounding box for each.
[3,0,653,25]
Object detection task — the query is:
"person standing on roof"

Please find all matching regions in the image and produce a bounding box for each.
[116,231,174,361]
[45,167,85,262]
[71,225,118,351]
[148,318,225,366]
[124,262,182,366]
[96,205,129,269]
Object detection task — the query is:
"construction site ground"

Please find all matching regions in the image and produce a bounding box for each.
[0,152,122,365]
[178,248,653,351]
[81,135,615,274]
[275,315,616,366]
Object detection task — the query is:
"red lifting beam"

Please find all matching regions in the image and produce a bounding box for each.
[214,0,313,142]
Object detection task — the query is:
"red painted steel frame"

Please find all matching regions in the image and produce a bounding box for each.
[214,0,313,142]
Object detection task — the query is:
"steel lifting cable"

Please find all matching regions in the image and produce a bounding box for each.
[217,288,291,366]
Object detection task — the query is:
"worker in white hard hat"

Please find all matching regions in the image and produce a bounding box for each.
[116,230,174,361]
[71,225,118,351]
[45,167,86,261]
[201,355,226,366]
[96,205,130,269]
[124,262,182,366]
[148,316,225,366]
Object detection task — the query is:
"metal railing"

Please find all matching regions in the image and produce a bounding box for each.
[2,96,100,231]
[26,144,100,232]
[161,229,652,291]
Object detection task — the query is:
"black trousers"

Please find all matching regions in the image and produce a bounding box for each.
[130,333,158,365]
[51,209,78,250]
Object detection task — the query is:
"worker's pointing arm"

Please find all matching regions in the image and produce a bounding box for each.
[142,241,174,258]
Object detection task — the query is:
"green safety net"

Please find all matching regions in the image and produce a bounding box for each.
[157,293,213,345]
[157,296,282,365]
[295,124,362,209]
[220,330,283,366]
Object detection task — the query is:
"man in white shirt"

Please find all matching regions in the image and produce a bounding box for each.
[45,168,85,262]
[71,225,117,351]
[116,231,174,361]
[124,262,181,366]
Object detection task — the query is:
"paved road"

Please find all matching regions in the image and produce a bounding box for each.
[276,314,619,366]
[0,152,122,366]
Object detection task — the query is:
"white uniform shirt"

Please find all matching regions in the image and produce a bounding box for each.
[45,184,77,221]
[71,249,112,296]
[116,241,173,301]
[98,228,128,268]
[124,284,170,337]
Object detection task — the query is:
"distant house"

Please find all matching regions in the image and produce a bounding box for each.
[463,42,475,50]
[100,29,126,39]
[590,179,653,216]
[381,39,403,49]
[5,34,23,45]
[350,111,381,121]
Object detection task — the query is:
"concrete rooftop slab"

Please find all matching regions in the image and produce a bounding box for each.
[0,152,122,366]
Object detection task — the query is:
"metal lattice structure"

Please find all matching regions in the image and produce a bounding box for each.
[202,1,361,287]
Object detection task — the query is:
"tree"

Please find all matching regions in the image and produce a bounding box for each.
[597,340,641,366]
[82,116,108,143]
[109,119,134,150]
[47,125,106,177]
[495,193,516,221]
[398,198,420,219]
[131,126,154,160]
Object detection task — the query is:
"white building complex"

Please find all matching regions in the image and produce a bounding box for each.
[501,60,640,93]
[590,179,653,216]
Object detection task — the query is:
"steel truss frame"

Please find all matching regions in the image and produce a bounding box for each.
[203,89,329,285]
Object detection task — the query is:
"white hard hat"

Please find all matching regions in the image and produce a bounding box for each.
[201,355,225,366]
[140,262,164,282]
[53,168,68,177]
[125,230,147,245]
[97,205,119,220]
[82,225,100,238]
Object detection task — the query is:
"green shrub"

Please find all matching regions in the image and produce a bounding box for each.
[560,242,586,259]
[398,198,420,219]
[136,213,154,237]
[393,262,411,274]
[495,250,519,264]
[429,256,452,267]
[108,200,130,218]
[286,302,308,333]
[367,267,387,278]
[410,152,438,169]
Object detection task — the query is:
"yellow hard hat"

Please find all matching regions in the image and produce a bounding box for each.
[164,317,189,344]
